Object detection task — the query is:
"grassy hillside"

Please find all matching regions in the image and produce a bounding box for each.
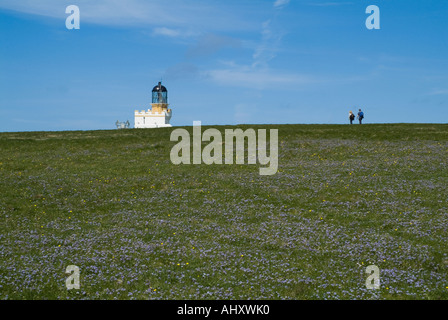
[0,123,447,300]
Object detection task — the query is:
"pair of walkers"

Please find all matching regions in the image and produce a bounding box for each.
[349,109,364,124]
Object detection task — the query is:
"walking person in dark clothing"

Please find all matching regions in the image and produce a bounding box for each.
[357,109,364,124]
[349,111,355,124]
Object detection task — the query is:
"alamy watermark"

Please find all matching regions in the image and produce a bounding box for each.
[65,5,80,30]
[66,265,80,290]
[64,4,379,31]
[170,121,278,176]
[366,5,380,30]
[365,265,380,289]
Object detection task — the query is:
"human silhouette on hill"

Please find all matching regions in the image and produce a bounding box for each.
[349,111,355,124]
[357,109,364,124]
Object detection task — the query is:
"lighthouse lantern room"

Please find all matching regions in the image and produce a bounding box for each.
[135,81,172,128]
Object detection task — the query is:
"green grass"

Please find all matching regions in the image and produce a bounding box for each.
[0,123,447,300]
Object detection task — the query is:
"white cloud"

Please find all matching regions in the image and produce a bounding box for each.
[252,19,280,68]
[197,0,297,90]
[204,65,316,90]
[429,89,448,96]
[0,0,256,32]
[273,0,290,8]
[306,2,354,7]
[152,27,181,37]
[252,0,289,68]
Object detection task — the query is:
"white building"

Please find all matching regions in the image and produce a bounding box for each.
[135,81,172,128]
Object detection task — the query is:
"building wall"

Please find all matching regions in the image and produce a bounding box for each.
[134,109,172,128]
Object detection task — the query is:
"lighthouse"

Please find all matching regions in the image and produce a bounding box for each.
[134,81,172,128]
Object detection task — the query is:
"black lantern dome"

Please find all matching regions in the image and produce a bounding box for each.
[152,81,168,104]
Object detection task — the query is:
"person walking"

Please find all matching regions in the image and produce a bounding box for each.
[357,109,364,124]
[349,111,355,124]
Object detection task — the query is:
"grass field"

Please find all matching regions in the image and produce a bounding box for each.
[0,123,447,300]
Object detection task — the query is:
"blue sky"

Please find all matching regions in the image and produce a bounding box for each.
[0,0,447,132]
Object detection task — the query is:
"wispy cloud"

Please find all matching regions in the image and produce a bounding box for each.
[428,88,448,96]
[252,0,290,68]
[151,27,199,39]
[189,0,301,90]
[252,19,278,68]
[0,0,255,32]
[306,2,354,6]
[273,0,290,9]
[158,0,297,89]
[204,63,317,90]
[152,27,181,38]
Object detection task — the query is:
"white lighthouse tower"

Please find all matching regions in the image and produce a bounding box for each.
[134,81,172,128]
